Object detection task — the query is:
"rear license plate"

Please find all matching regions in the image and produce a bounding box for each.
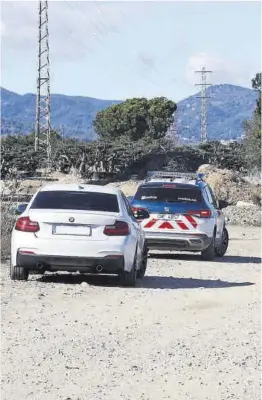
[157,214,180,220]
[52,224,91,236]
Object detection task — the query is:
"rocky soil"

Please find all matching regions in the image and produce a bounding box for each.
[198,164,261,207]
[224,205,261,227]
[1,226,261,400]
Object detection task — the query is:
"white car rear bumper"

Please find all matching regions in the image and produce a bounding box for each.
[11,231,134,273]
[15,251,125,274]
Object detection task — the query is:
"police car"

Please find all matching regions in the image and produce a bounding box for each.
[130,171,229,260]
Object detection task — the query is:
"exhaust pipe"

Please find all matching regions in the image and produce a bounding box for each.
[32,263,45,274]
[95,265,103,273]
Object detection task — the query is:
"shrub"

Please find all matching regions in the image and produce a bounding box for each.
[0,174,40,261]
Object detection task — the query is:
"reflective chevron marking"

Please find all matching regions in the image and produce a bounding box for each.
[142,215,198,230]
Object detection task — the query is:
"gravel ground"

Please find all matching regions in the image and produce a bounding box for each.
[1,226,261,400]
[223,206,261,227]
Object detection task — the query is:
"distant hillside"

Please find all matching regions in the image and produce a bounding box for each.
[177,84,257,142]
[0,88,121,140]
[0,84,257,141]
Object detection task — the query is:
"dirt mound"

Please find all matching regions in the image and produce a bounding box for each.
[107,180,142,196]
[198,164,261,206]
[0,171,85,198]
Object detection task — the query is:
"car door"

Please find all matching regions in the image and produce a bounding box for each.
[205,185,224,239]
[120,192,144,259]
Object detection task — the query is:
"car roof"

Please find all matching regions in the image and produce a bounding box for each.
[139,180,205,189]
[39,183,122,195]
[143,171,207,188]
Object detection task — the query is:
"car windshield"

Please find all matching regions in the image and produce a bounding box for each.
[134,186,202,204]
[30,191,119,212]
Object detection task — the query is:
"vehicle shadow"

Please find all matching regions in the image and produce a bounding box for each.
[137,276,254,290]
[37,274,254,290]
[149,253,261,264]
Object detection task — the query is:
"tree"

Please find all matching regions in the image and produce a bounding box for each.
[93,97,177,142]
[243,72,261,170]
[252,72,261,116]
[252,72,261,90]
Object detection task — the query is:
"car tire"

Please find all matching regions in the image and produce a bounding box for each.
[10,264,29,281]
[120,254,137,287]
[201,233,215,261]
[215,227,229,257]
[137,246,148,279]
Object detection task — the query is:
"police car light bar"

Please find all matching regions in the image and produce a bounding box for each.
[146,171,205,182]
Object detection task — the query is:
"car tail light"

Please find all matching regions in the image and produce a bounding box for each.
[131,207,148,212]
[131,207,148,216]
[15,217,40,232]
[188,210,211,218]
[104,220,130,236]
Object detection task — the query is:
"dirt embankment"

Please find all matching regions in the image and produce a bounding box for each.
[197,165,261,227]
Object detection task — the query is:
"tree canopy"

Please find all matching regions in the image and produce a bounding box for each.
[252,72,261,117]
[93,97,177,142]
[243,72,261,170]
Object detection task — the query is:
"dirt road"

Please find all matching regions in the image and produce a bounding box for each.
[1,226,261,400]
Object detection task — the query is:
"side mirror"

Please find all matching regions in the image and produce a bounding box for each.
[133,208,150,220]
[15,203,28,215]
[217,200,228,210]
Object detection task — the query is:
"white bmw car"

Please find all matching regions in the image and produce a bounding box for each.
[11,184,149,286]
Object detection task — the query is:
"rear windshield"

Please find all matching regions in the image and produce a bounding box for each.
[30,191,119,212]
[134,186,202,204]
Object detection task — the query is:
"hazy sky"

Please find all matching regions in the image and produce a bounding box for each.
[1,1,261,101]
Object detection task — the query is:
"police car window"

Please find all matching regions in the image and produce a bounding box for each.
[207,186,218,206]
[204,187,213,204]
[134,186,202,203]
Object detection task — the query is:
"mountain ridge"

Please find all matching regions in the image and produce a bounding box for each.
[0,84,257,141]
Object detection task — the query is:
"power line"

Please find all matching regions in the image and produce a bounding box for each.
[195,67,212,142]
[62,0,162,89]
[35,0,51,168]
[63,0,105,46]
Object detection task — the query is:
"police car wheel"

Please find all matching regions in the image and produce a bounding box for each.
[201,235,215,261]
[215,227,229,257]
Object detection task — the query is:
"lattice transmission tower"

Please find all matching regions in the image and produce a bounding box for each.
[167,108,179,146]
[35,0,51,167]
[195,67,212,142]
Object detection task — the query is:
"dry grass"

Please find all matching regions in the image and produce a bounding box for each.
[243,169,261,186]
[107,180,142,196]
[250,186,261,206]
[1,203,16,261]
[0,176,42,261]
